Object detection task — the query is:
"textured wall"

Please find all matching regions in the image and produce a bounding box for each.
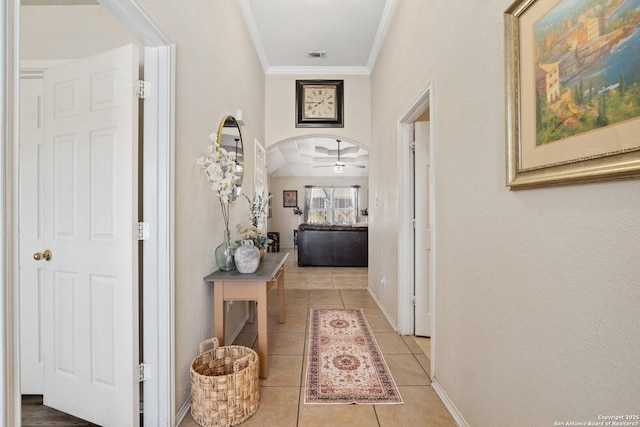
[138,0,266,412]
[20,6,139,60]
[265,74,371,148]
[371,1,640,425]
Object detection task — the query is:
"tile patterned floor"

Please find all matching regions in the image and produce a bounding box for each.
[180,250,455,427]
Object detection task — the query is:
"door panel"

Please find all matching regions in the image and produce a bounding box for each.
[414,121,431,337]
[41,44,139,427]
[19,77,46,394]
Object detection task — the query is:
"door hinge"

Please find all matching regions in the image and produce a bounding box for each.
[411,218,416,229]
[136,222,150,241]
[135,80,151,99]
[410,296,416,306]
[138,363,151,382]
[409,142,416,153]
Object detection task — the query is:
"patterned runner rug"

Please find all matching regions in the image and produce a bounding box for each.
[304,308,403,404]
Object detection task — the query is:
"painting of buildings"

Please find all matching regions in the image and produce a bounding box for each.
[534,0,640,145]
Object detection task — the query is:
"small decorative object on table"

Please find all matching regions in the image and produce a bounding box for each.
[236,224,271,260]
[190,337,259,427]
[215,230,236,272]
[197,138,238,271]
[234,240,260,274]
[237,192,272,260]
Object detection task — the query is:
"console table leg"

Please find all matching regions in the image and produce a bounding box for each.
[248,301,256,324]
[277,268,285,324]
[214,282,225,345]
[257,289,269,378]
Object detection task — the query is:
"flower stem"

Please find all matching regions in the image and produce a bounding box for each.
[220,198,230,233]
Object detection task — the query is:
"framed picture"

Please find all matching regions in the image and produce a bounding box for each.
[283,190,297,208]
[504,0,640,189]
[295,80,344,128]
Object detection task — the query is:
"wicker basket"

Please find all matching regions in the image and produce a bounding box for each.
[190,338,260,426]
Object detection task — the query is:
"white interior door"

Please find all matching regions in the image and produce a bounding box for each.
[19,77,46,394]
[414,121,432,337]
[39,44,140,427]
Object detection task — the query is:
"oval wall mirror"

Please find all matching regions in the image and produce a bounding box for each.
[216,115,244,202]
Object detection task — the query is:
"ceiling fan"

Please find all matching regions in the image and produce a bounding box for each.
[313,140,366,172]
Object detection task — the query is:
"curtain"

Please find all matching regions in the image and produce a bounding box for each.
[304,185,359,225]
[304,185,313,224]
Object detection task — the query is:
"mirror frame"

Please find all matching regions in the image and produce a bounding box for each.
[216,115,244,201]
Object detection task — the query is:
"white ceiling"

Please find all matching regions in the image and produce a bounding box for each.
[239,0,393,176]
[238,0,396,74]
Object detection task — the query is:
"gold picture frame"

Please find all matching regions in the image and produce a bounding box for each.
[504,0,640,189]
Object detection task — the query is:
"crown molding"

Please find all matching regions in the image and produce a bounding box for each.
[237,0,270,72]
[367,0,397,72]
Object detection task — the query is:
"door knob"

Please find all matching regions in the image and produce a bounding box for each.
[33,250,52,261]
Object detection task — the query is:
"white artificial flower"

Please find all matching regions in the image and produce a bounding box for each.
[197,144,238,230]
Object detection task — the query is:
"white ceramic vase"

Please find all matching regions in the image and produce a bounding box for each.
[235,240,260,274]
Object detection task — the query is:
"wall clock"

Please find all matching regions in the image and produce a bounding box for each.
[295,80,344,128]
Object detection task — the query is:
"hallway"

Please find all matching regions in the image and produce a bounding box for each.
[179,251,455,426]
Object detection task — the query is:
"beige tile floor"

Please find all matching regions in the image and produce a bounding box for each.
[180,250,454,427]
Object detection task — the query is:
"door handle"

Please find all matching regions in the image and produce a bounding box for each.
[33,250,52,261]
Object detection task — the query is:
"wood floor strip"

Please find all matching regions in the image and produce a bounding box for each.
[21,395,99,427]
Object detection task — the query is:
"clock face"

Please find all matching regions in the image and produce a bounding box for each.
[303,86,337,120]
[296,80,343,128]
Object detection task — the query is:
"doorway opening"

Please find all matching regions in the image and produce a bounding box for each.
[4,0,176,426]
[397,83,435,372]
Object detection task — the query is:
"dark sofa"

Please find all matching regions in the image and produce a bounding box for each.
[297,224,368,267]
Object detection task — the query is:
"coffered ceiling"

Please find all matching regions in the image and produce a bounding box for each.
[267,138,368,177]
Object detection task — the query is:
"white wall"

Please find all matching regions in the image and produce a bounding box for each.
[268,176,368,249]
[371,1,640,426]
[20,6,140,60]
[265,74,371,148]
[133,0,265,412]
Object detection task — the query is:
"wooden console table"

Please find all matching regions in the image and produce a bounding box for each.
[204,252,288,378]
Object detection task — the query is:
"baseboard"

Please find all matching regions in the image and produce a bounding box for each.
[431,378,469,427]
[366,286,398,331]
[175,398,190,427]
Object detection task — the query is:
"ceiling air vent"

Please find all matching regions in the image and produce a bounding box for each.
[307,51,327,59]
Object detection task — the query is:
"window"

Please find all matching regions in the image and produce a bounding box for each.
[304,186,358,225]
